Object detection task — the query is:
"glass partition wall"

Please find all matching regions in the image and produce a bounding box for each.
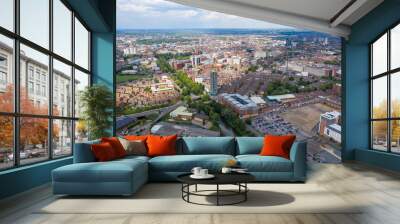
[0,0,91,170]
[370,23,400,153]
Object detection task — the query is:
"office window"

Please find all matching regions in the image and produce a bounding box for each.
[74,69,89,118]
[20,44,49,115]
[42,85,46,97]
[53,119,72,158]
[372,76,387,119]
[391,120,400,153]
[391,24,400,70]
[0,71,7,84]
[74,18,90,70]
[28,81,34,94]
[19,117,49,165]
[372,34,387,77]
[53,0,72,60]
[0,0,91,170]
[370,23,400,153]
[20,0,49,49]
[0,116,13,169]
[35,70,40,81]
[0,35,14,113]
[0,0,14,32]
[53,59,72,117]
[75,120,88,143]
[372,121,388,151]
[35,84,40,95]
[0,55,7,67]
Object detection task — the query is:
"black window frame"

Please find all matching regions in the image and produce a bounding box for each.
[0,0,92,171]
[370,21,400,154]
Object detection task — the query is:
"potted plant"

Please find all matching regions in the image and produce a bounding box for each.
[79,84,114,140]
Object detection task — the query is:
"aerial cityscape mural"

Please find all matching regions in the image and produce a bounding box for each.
[115,0,342,163]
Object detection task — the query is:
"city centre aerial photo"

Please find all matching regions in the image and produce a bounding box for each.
[115,0,342,163]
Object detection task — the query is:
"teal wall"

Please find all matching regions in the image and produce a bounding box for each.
[92,32,116,134]
[0,0,116,200]
[343,0,400,171]
[0,158,72,199]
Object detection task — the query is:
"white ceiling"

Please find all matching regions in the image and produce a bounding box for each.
[168,0,384,38]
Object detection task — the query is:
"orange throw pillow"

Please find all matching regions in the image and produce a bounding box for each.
[260,135,296,159]
[146,135,177,157]
[91,142,117,161]
[124,135,148,142]
[101,137,126,158]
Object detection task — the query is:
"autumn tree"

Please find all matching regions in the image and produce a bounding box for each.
[0,85,60,152]
[372,99,400,142]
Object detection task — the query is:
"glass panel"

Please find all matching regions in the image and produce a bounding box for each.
[0,0,14,31]
[20,0,49,49]
[20,117,49,165]
[74,18,89,70]
[391,72,400,118]
[0,35,14,112]
[75,120,88,143]
[372,76,387,119]
[0,116,13,170]
[53,59,72,117]
[391,24,400,70]
[372,121,388,151]
[20,44,49,115]
[372,33,387,76]
[391,120,400,153]
[53,119,72,157]
[53,0,72,60]
[74,69,89,118]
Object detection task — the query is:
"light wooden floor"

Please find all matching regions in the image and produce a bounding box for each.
[1,162,400,224]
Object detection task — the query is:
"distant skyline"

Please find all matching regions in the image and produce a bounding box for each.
[117,0,291,30]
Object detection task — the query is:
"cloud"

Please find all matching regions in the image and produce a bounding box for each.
[117,0,186,13]
[164,9,199,18]
[116,0,291,29]
[201,11,238,21]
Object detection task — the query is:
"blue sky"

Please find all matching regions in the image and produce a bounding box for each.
[117,0,290,30]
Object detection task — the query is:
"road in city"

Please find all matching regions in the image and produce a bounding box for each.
[126,101,184,135]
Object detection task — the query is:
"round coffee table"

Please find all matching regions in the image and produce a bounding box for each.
[177,173,255,206]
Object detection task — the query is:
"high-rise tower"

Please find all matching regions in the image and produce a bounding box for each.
[210,70,218,96]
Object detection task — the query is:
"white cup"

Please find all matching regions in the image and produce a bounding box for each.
[191,167,202,176]
[221,167,232,174]
[200,169,208,176]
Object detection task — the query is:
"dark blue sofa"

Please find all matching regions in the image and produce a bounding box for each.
[52,137,307,196]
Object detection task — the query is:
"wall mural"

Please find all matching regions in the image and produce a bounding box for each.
[115,0,342,163]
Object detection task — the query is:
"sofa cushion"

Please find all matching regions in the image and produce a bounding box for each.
[116,155,150,163]
[119,138,147,156]
[53,163,133,183]
[260,135,296,159]
[52,156,149,195]
[147,135,177,157]
[236,155,293,172]
[236,137,264,155]
[124,135,148,142]
[181,137,235,155]
[101,137,127,158]
[53,158,147,183]
[91,142,118,162]
[149,154,235,172]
